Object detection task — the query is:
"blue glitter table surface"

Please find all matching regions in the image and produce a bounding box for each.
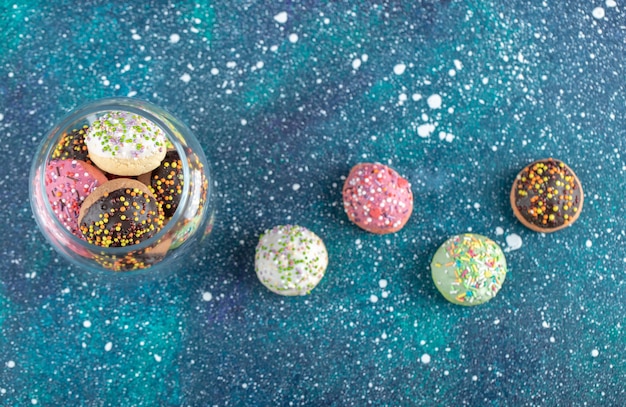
[1,1,625,405]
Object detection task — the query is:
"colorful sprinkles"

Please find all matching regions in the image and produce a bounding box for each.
[511,158,583,232]
[85,111,166,159]
[91,238,171,271]
[431,234,507,306]
[255,225,328,296]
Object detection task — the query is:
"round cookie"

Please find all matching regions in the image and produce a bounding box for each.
[510,158,583,232]
[84,111,167,176]
[342,162,413,234]
[255,225,328,296]
[431,234,507,306]
[44,159,108,237]
[147,150,184,218]
[51,125,91,163]
[78,178,165,247]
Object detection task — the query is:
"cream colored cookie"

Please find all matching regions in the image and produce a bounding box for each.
[85,111,167,176]
[255,225,328,296]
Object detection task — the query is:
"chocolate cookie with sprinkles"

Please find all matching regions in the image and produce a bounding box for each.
[510,158,584,232]
[51,125,92,163]
[78,178,165,247]
[138,149,184,218]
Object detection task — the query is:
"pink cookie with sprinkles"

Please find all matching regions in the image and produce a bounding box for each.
[44,159,108,237]
[84,111,167,176]
[342,162,413,234]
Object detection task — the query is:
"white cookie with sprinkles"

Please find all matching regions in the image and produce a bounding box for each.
[255,225,328,296]
[84,111,167,176]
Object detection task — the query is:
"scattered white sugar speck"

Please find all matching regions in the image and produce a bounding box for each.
[586,240,593,248]
[132,33,141,40]
[550,336,556,343]
[169,33,181,44]
[83,320,92,328]
[495,227,504,236]
[104,342,113,352]
[542,321,550,328]
[417,123,436,138]
[6,360,15,368]
[289,33,299,43]
[211,68,219,75]
[127,90,137,97]
[393,63,406,75]
[352,58,362,70]
[154,354,162,362]
[274,11,288,23]
[505,233,523,251]
[591,349,599,357]
[454,59,463,70]
[427,94,442,109]
[0,113,4,121]
[412,93,422,101]
[180,73,191,83]
[292,183,301,191]
[370,294,379,303]
[202,292,213,301]
[606,0,617,7]
[592,7,605,19]
[241,119,247,126]
[31,399,37,405]
[379,279,388,289]
[421,354,431,364]
[438,132,454,142]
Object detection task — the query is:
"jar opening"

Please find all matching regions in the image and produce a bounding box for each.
[35,97,195,257]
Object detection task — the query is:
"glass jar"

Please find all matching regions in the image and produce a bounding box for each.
[30,97,215,275]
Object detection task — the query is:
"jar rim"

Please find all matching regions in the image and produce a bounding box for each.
[31,97,200,256]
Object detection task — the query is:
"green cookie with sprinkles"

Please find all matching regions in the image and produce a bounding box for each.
[431,234,507,306]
